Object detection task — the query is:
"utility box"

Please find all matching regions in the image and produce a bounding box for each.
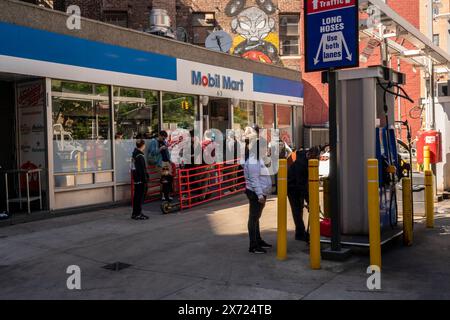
[416,130,442,164]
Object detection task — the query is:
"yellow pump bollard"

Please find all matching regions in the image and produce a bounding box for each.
[277,159,288,261]
[308,159,321,270]
[425,170,434,228]
[423,146,431,171]
[402,177,413,246]
[367,159,381,269]
[323,177,330,218]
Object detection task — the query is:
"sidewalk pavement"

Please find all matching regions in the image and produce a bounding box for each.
[0,194,449,300]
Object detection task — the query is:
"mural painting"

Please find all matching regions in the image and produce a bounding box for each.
[225,0,280,65]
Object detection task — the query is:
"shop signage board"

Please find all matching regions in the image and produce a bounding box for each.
[304,0,359,73]
[177,59,252,100]
[16,80,47,190]
[177,59,303,105]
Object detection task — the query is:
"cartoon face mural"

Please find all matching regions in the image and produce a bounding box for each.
[226,0,280,65]
[231,7,274,42]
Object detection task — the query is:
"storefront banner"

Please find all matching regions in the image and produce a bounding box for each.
[17,80,46,173]
[177,59,253,100]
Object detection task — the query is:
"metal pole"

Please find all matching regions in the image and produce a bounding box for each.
[427,0,436,130]
[402,177,413,246]
[38,170,42,210]
[368,159,382,269]
[277,159,287,261]
[308,159,321,269]
[26,172,30,214]
[425,170,434,228]
[328,70,342,251]
[397,58,402,137]
[424,145,431,171]
[429,59,436,130]
[5,173,9,213]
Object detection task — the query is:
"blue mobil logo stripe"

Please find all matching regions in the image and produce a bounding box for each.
[253,73,303,99]
[0,22,177,80]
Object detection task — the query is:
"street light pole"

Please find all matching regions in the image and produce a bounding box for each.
[427,0,436,130]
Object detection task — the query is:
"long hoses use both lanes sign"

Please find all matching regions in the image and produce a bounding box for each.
[304,0,359,73]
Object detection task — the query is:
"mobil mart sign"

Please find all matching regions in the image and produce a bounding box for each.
[304,0,359,73]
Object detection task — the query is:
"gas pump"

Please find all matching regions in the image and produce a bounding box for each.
[375,77,415,231]
[323,66,413,246]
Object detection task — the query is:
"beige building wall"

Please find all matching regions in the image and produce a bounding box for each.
[420,0,450,96]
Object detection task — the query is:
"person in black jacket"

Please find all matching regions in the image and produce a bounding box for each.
[131,139,149,220]
[287,147,320,241]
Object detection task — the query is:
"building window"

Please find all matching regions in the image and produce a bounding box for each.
[433,34,440,47]
[103,11,128,28]
[113,87,159,183]
[279,14,300,56]
[51,80,112,175]
[192,12,216,46]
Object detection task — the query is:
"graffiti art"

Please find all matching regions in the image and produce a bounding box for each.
[226,0,280,65]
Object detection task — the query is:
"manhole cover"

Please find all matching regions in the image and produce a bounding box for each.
[102,262,132,271]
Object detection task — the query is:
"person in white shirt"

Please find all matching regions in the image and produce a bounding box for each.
[243,125,273,254]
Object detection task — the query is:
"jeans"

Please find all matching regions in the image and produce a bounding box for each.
[245,189,266,248]
[132,183,146,216]
[288,191,308,238]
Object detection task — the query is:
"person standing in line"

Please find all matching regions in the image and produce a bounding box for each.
[148,130,171,170]
[244,125,273,254]
[287,147,320,241]
[131,139,149,220]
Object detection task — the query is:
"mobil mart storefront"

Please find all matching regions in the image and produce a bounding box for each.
[0,18,303,213]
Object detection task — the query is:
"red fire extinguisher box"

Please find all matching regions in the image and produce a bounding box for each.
[417,130,442,164]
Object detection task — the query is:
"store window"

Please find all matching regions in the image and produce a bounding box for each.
[279,14,300,56]
[233,100,254,131]
[52,80,112,176]
[162,92,197,136]
[256,102,275,143]
[114,87,159,183]
[277,104,293,147]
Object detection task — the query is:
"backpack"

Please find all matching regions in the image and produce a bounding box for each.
[130,156,136,172]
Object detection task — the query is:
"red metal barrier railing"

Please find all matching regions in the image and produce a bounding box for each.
[131,163,179,204]
[177,159,245,210]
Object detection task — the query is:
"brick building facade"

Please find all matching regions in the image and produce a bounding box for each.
[52,0,428,139]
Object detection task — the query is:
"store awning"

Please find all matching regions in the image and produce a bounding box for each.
[359,0,450,72]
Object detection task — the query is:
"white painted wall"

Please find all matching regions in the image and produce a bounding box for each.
[435,97,450,191]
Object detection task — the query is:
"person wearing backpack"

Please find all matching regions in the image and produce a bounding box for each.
[131,139,149,220]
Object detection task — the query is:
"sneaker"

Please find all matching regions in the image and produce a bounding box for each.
[132,214,149,220]
[249,247,267,254]
[161,196,167,201]
[168,196,173,201]
[258,240,272,248]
